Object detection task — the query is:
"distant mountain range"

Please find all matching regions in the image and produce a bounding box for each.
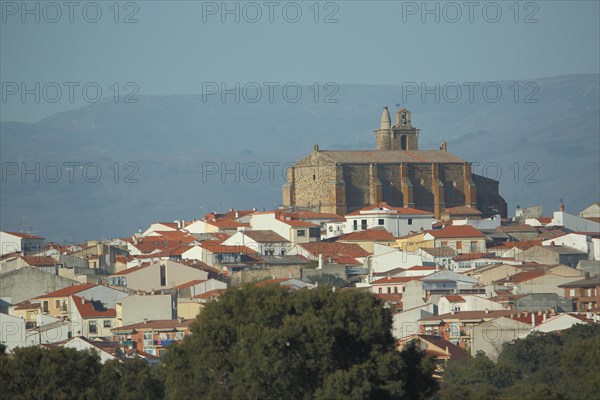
[1,73,598,242]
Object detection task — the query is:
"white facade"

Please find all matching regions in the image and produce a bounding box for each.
[1,313,69,351]
[325,207,434,239]
[142,223,177,236]
[392,304,435,339]
[0,231,44,256]
[61,337,117,363]
[222,231,291,256]
[452,215,502,230]
[550,211,600,232]
[367,243,423,274]
[437,295,506,315]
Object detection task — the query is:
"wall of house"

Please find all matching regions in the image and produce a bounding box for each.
[472,317,531,360]
[119,294,173,325]
[518,274,585,296]
[0,267,78,306]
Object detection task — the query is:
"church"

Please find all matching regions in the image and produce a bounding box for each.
[282,107,507,219]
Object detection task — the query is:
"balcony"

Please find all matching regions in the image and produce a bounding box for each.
[154,339,176,347]
[122,340,137,348]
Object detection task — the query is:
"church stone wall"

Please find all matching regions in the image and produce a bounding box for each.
[288,161,337,210]
[343,165,371,211]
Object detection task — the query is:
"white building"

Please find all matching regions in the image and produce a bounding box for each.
[0,231,45,256]
[324,202,434,239]
[222,230,291,256]
[367,243,424,274]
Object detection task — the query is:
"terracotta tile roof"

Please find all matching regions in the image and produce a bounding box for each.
[339,228,395,242]
[371,276,418,285]
[242,230,289,243]
[374,293,403,306]
[300,242,371,259]
[21,255,59,266]
[36,283,97,299]
[192,289,226,299]
[329,255,361,265]
[150,230,197,244]
[537,217,552,224]
[558,276,600,288]
[204,210,256,221]
[416,334,469,360]
[71,295,116,318]
[109,263,151,276]
[131,238,182,254]
[169,245,199,256]
[174,279,207,290]
[584,217,600,223]
[319,150,466,164]
[497,224,538,233]
[115,255,129,264]
[347,202,433,216]
[501,269,547,283]
[3,231,44,239]
[444,295,466,302]
[442,206,482,216]
[427,225,485,238]
[279,219,319,227]
[407,265,437,271]
[200,242,257,255]
[11,300,41,310]
[112,319,194,332]
[207,220,250,229]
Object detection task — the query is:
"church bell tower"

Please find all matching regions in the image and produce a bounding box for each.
[374,106,419,151]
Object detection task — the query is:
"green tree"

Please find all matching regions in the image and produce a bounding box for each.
[163,285,438,399]
[0,346,101,399]
[98,358,165,399]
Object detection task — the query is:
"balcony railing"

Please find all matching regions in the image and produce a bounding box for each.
[154,339,176,347]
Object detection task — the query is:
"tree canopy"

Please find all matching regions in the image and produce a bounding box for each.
[163,285,438,400]
[440,323,600,400]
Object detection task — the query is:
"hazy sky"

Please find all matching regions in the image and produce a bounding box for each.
[1,0,599,122]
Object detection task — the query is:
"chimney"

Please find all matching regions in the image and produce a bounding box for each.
[560,199,565,212]
[317,254,323,270]
[143,318,148,324]
[313,144,320,152]
[81,297,85,305]
[543,312,547,323]
[484,308,489,314]
[235,211,239,219]
[531,313,535,328]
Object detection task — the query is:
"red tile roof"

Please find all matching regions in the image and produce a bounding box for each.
[444,295,466,302]
[174,279,207,290]
[242,230,289,243]
[407,265,437,271]
[299,242,371,259]
[347,202,433,216]
[3,231,44,239]
[502,269,547,283]
[36,283,97,299]
[207,220,250,229]
[21,255,59,266]
[200,242,257,255]
[442,206,482,216]
[151,230,197,244]
[192,289,226,300]
[71,295,116,318]
[279,219,318,227]
[427,225,485,239]
[339,228,395,242]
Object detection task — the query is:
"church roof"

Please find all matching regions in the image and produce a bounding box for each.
[317,150,466,164]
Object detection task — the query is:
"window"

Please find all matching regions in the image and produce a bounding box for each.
[457,241,463,251]
[42,301,49,313]
[297,230,306,237]
[55,300,60,309]
[378,288,382,294]
[408,218,413,225]
[569,289,575,297]
[361,220,367,230]
[394,287,398,294]
[353,220,358,230]
[387,287,391,294]
[160,264,167,286]
[103,320,112,328]
[89,321,97,334]
[378,219,385,226]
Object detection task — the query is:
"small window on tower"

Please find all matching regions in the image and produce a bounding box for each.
[312,174,316,181]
